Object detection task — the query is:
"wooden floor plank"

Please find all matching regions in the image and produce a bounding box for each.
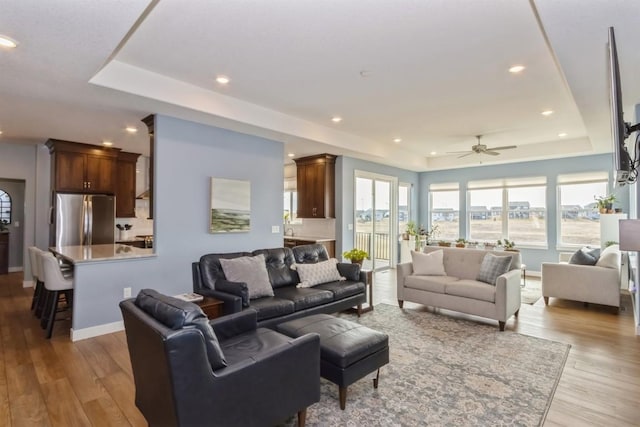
[1,271,639,426]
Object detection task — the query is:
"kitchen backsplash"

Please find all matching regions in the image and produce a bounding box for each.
[285,218,335,239]
[115,199,154,236]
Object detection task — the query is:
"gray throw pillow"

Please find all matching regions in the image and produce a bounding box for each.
[476,254,512,285]
[568,247,600,266]
[219,254,274,299]
[135,289,227,370]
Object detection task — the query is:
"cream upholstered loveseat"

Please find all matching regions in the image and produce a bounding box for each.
[396,246,522,330]
[541,244,625,310]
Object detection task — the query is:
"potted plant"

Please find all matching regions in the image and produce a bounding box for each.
[595,194,616,214]
[497,239,517,251]
[342,248,369,265]
[455,238,467,248]
[437,240,451,247]
[404,221,418,240]
[0,220,8,232]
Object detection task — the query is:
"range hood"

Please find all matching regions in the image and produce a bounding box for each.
[136,189,150,200]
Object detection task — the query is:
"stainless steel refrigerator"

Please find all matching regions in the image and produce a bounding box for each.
[54,194,116,247]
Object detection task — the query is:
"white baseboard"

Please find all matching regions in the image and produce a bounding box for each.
[23,280,34,288]
[9,267,23,273]
[71,320,124,342]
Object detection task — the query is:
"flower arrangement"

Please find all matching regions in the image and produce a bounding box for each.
[497,239,516,250]
[342,248,369,264]
[455,238,467,248]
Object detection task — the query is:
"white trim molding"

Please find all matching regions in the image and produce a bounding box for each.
[70,320,124,342]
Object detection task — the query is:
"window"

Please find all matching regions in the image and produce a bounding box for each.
[429,183,459,241]
[468,177,547,245]
[558,172,608,246]
[283,191,300,224]
[0,190,11,224]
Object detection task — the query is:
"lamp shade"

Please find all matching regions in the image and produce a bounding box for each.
[618,219,640,251]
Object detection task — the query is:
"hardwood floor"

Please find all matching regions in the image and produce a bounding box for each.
[1,270,639,426]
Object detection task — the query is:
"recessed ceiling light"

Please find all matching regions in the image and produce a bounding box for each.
[125,126,138,133]
[102,141,113,147]
[331,116,342,123]
[287,153,295,157]
[393,138,402,143]
[508,65,525,73]
[0,35,17,48]
[558,132,568,137]
[430,151,437,156]
[216,75,230,85]
[0,130,3,135]
[136,169,141,173]
[541,110,554,116]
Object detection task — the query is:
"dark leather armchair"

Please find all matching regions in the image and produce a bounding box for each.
[120,289,320,427]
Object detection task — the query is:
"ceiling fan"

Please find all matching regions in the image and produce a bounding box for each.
[447,135,517,158]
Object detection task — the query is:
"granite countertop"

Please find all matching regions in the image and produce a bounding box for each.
[283,236,335,242]
[50,244,156,264]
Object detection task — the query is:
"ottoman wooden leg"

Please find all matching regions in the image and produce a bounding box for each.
[373,368,380,388]
[339,386,347,410]
[297,408,307,427]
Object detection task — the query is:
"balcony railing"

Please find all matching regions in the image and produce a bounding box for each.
[355,231,390,261]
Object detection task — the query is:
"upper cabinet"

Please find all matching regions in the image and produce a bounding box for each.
[294,154,336,218]
[116,151,141,218]
[46,139,119,194]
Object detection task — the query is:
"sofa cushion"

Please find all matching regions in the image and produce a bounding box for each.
[596,244,620,269]
[135,289,227,370]
[314,280,365,299]
[220,328,294,366]
[295,258,345,288]
[199,252,252,290]
[292,243,330,264]
[404,275,458,293]
[219,254,275,299]
[252,248,299,288]
[569,247,600,265]
[273,286,334,310]
[246,297,295,321]
[445,279,496,303]
[411,250,446,276]
[476,253,512,285]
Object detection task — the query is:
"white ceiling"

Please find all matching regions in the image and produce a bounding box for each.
[1,0,639,171]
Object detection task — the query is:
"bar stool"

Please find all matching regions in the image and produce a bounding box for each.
[27,247,44,315]
[38,252,74,339]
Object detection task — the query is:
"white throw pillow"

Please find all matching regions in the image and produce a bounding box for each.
[219,254,274,299]
[595,244,620,269]
[411,250,446,276]
[296,258,345,288]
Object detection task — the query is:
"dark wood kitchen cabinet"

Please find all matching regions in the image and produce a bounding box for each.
[116,151,141,217]
[46,139,120,194]
[294,153,336,218]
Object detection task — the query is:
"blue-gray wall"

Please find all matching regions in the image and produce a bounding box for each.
[72,115,285,332]
[419,153,627,271]
[336,156,420,256]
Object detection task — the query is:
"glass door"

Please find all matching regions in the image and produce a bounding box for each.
[355,172,396,271]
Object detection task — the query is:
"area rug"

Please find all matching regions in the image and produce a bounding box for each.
[285,303,569,427]
[521,280,542,305]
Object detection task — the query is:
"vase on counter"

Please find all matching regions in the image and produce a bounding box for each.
[119,230,131,241]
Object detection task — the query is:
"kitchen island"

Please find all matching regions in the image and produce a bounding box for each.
[50,244,155,264]
[49,244,158,341]
[283,236,335,257]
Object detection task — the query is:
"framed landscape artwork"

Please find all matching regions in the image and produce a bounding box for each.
[210,177,251,233]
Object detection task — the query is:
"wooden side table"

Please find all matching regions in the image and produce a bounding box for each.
[358,269,374,314]
[196,296,224,320]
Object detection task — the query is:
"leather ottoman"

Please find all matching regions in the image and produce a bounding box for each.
[277,314,389,409]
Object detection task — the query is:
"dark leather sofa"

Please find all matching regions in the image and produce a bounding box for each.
[120,289,320,426]
[192,244,367,328]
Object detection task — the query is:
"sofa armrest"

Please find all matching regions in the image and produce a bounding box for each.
[396,262,414,301]
[541,262,620,306]
[494,269,522,321]
[337,262,361,281]
[209,309,258,340]
[215,279,250,307]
